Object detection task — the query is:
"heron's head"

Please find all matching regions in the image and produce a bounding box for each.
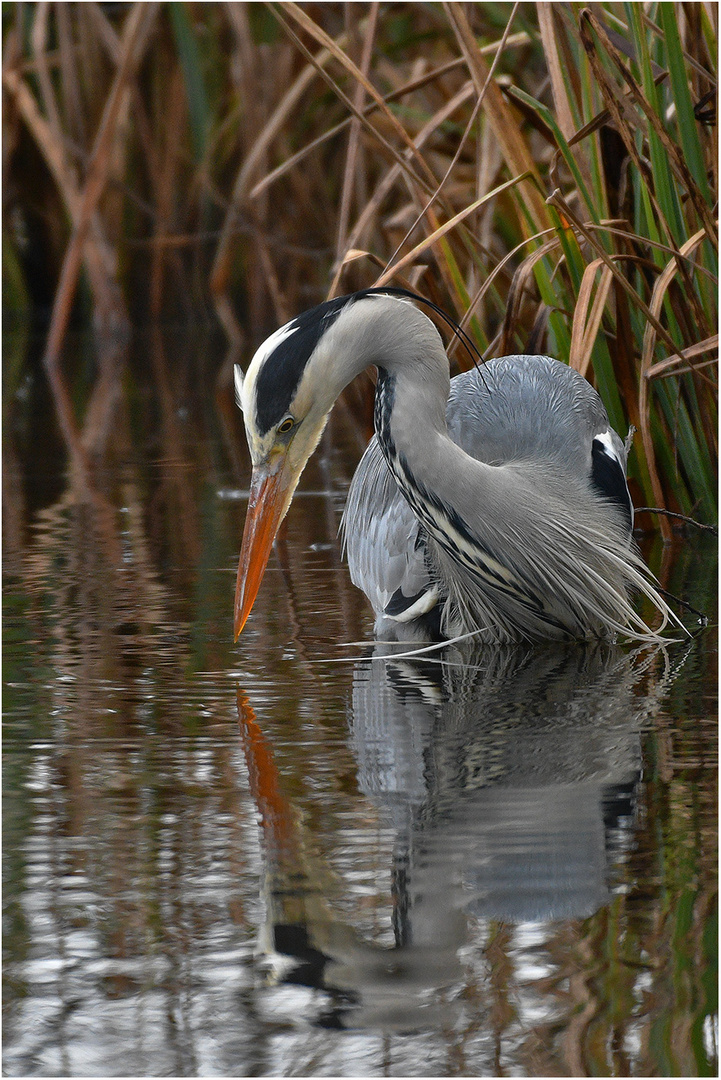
[233,294,370,639]
[232,289,449,639]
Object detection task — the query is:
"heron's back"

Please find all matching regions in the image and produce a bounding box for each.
[446,355,611,470]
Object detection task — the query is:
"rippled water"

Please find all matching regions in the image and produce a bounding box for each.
[3,327,717,1076]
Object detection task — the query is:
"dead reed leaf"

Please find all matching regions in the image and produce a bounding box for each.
[383,0,522,307]
[270,2,483,318]
[336,4,379,261]
[374,175,532,289]
[547,190,693,367]
[444,2,550,236]
[246,34,530,205]
[645,337,718,381]
[498,239,562,357]
[459,230,561,344]
[640,230,709,379]
[537,4,577,142]
[569,259,614,376]
[638,229,709,537]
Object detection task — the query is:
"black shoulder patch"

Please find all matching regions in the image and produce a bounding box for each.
[591,437,633,531]
[254,295,352,435]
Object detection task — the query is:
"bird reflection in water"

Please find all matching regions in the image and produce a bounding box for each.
[236,642,673,1033]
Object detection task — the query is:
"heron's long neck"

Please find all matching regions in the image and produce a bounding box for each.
[372,362,470,530]
[349,305,468,524]
[372,352,504,575]
[371,339,452,458]
[316,295,456,471]
[373,361,452,467]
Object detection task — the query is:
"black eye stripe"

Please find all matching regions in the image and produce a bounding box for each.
[254,296,352,435]
[253,286,458,436]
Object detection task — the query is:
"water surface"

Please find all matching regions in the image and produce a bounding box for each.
[3,326,717,1076]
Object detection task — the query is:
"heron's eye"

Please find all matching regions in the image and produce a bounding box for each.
[277,416,295,435]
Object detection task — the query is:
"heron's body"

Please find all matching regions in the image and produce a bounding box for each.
[233,290,674,644]
[344,355,634,642]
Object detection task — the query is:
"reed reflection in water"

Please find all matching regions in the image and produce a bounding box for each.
[3,326,716,1077]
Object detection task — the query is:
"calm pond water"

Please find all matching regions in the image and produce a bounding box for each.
[3,326,717,1077]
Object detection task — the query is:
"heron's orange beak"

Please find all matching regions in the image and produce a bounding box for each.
[234,458,294,640]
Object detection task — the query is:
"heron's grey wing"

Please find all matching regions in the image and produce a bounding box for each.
[341,436,439,626]
[446,357,633,532]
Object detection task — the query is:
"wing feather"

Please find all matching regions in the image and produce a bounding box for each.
[341,437,435,620]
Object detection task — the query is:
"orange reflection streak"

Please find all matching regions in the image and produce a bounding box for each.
[236,687,297,857]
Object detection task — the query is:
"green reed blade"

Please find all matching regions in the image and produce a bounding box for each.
[658,4,713,205]
[169,2,211,162]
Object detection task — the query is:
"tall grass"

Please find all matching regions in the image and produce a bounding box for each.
[2,2,717,528]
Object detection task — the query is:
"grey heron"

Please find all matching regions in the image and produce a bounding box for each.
[233,288,675,644]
